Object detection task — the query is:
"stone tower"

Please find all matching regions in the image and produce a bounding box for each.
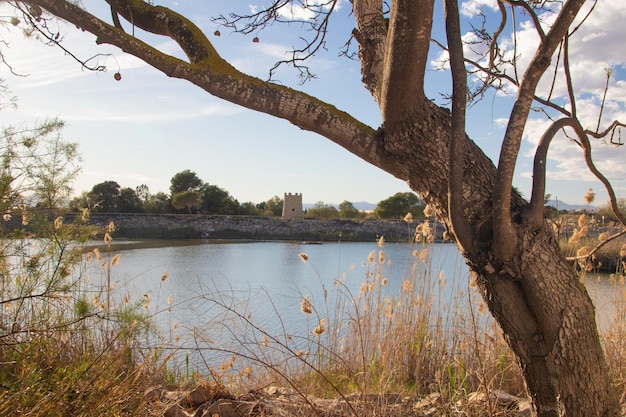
[282,193,303,219]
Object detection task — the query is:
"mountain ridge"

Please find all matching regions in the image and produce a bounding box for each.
[304,200,596,212]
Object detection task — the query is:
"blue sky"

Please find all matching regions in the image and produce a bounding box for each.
[1,1,625,207]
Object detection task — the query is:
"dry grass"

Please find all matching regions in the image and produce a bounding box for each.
[0,221,172,417]
[187,229,527,416]
[3,213,625,417]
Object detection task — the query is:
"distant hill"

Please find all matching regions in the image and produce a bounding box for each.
[545,199,596,212]
[303,201,377,211]
[303,200,595,213]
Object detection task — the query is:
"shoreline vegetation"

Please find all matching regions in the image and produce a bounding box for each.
[2,214,625,417]
[71,212,624,274]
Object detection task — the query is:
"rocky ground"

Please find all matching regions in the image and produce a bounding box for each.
[150,384,533,417]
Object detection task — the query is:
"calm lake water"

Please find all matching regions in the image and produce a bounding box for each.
[85,240,623,367]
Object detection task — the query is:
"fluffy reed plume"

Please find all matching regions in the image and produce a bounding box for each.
[599,232,610,242]
[104,232,112,244]
[298,253,309,262]
[313,318,327,336]
[584,188,595,205]
[107,221,116,233]
[301,295,312,314]
[620,244,626,258]
[423,204,435,218]
[578,214,588,227]
[576,246,590,258]
[80,207,90,221]
[161,271,169,282]
[404,212,413,223]
[111,253,122,266]
[54,216,63,229]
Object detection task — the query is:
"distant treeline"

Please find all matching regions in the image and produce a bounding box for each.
[70,169,428,220]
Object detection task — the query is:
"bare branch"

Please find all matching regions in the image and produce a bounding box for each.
[527,118,573,228]
[212,1,340,83]
[444,0,474,253]
[493,0,587,261]
[12,2,111,72]
[566,229,626,263]
[502,0,546,40]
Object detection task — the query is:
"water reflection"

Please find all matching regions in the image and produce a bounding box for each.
[85,240,623,368]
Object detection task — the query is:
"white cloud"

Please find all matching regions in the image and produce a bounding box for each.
[276,0,344,21]
[461,0,499,18]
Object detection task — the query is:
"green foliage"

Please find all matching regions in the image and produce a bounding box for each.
[0,119,166,417]
[201,184,239,214]
[338,200,362,218]
[118,186,144,213]
[142,191,172,213]
[374,192,425,219]
[172,189,202,213]
[596,198,626,223]
[88,180,121,212]
[1,118,79,216]
[257,195,283,216]
[306,201,339,218]
[169,169,204,195]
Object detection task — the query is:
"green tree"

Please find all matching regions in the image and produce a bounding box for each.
[1,118,79,224]
[0,118,158,415]
[239,201,260,216]
[169,169,204,195]
[374,192,424,219]
[143,191,172,214]
[306,201,339,219]
[258,196,283,216]
[201,184,239,214]
[337,200,361,219]
[135,184,151,204]
[171,190,201,214]
[118,187,143,213]
[88,181,121,213]
[13,2,626,414]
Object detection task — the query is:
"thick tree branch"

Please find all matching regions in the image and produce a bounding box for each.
[380,0,434,129]
[492,0,587,261]
[352,0,387,105]
[24,0,397,179]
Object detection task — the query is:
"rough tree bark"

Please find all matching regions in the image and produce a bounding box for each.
[13,1,623,416]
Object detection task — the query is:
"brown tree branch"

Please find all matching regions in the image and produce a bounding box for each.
[444,0,474,253]
[380,0,434,129]
[352,0,387,106]
[502,0,546,41]
[24,0,396,178]
[527,118,573,228]
[492,0,587,261]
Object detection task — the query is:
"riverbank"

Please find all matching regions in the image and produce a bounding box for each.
[80,213,442,242]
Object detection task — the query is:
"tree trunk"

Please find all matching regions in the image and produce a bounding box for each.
[389,102,620,417]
